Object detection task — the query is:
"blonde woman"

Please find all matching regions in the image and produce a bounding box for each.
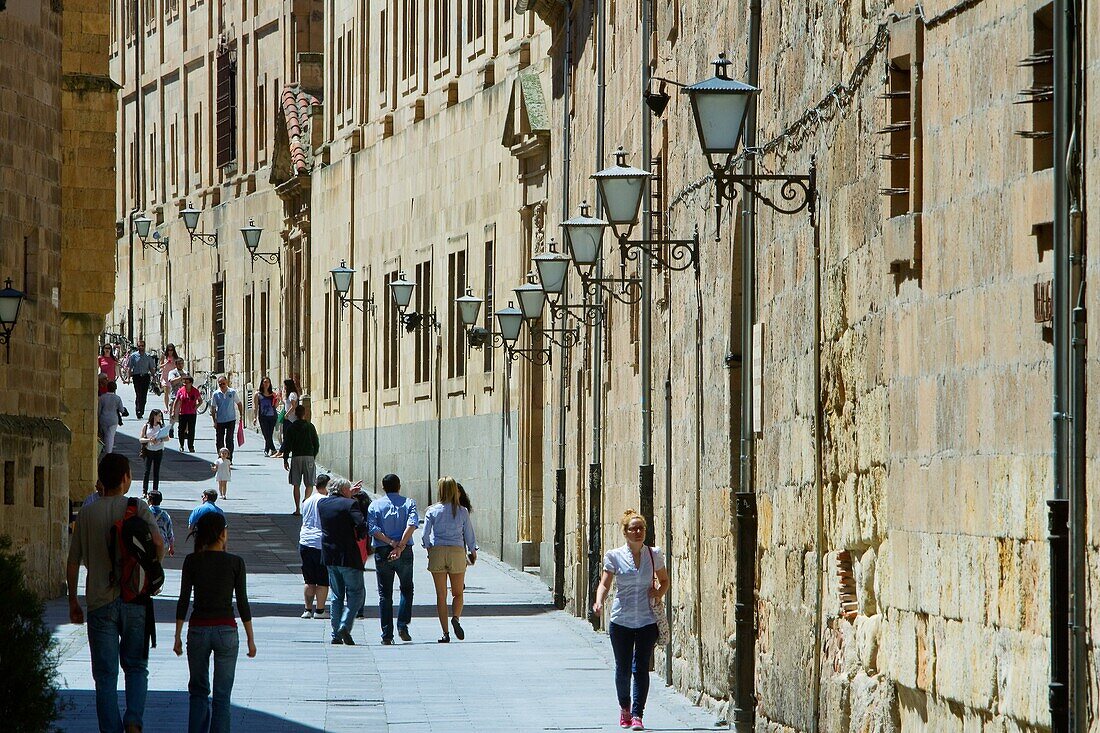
[592,510,669,731]
[421,477,477,643]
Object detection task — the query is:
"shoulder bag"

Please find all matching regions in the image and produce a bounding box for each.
[648,546,670,646]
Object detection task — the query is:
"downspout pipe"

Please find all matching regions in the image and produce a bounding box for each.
[553,0,573,611]
[638,0,655,549]
[733,0,760,730]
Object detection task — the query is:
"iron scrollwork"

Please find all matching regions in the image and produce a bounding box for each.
[507,345,552,366]
[583,275,644,306]
[549,300,604,327]
[618,227,700,275]
[188,232,219,249]
[710,155,818,235]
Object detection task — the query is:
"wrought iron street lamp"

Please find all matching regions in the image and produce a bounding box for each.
[0,278,26,362]
[682,53,816,231]
[515,272,579,353]
[180,202,220,248]
[131,212,169,253]
[389,270,439,333]
[330,260,375,313]
[560,200,643,305]
[241,219,280,266]
[532,239,604,327]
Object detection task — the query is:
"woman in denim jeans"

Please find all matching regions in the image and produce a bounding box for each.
[592,510,669,732]
[174,512,257,732]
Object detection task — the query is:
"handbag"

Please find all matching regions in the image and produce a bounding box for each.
[648,547,670,646]
[236,420,245,447]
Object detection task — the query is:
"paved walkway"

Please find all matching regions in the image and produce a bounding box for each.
[49,383,718,732]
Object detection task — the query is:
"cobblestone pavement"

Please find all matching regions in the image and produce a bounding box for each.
[48,383,720,732]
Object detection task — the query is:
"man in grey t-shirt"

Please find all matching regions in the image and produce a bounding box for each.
[67,453,164,733]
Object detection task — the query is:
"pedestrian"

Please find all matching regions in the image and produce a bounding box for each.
[366,473,418,644]
[592,510,669,731]
[211,447,232,500]
[173,374,202,453]
[280,405,319,516]
[317,477,368,645]
[98,380,127,454]
[422,476,477,643]
[298,474,330,620]
[274,379,300,458]
[139,409,169,497]
[66,453,165,733]
[174,511,257,733]
[98,372,109,396]
[210,375,243,461]
[189,488,224,530]
[98,343,118,381]
[125,338,157,419]
[147,489,175,557]
[457,482,473,512]
[252,376,280,457]
[159,344,181,410]
[166,358,186,421]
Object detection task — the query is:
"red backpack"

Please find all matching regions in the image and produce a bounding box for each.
[108,498,165,652]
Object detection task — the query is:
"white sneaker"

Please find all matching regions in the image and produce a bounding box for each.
[300,610,313,619]
[314,608,330,619]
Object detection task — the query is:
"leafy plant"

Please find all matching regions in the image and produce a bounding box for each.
[0,534,62,732]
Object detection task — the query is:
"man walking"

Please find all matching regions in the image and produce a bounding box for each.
[210,375,244,461]
[318,478,368,645]
[281,405,319,516]
[188,488,224,529]
[299,474,330,619]
[367,473,418,645]
[124,339,156,419]
[67,453,165,733]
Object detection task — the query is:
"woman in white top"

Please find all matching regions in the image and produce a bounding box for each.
[139,409,168,497]
[276,378,299,457]
[593,510,669,731]
[422,476,477,643]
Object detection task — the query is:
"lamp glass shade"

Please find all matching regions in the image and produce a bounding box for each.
[133,214,152,239]
[390,271,416,310]
[241,220,263,253]
[180,203,201,233]
[533,249,570,295]
[561,211,608,268]
[0,279,24,328]
[330,260,355,296]
[682,72,758,156]
[495,302,524,344]
[591,150,651,225]
[456,289,483,327]
[514,282,546,321]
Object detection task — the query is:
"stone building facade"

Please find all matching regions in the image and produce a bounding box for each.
[110,0,552,563]
[0,0,117,598]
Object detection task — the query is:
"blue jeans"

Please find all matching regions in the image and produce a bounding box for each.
[87,598,149,733]
[186,625,239,733]
[328,565,366,639]
[374,546,414,640]
[608,622,659,718]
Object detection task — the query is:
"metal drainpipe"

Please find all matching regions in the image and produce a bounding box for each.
[638,0,655,551]
[587,0,608,632]
[732,0,761,730]
[810,201,824,733]
[553,0,573,611]
[128,0,143,343]
[1049,0,1072,728]
[664,367,673,684]
[349,144,356,480]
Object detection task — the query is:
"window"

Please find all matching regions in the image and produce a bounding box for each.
[212,281,226,374]
[3,461,13,505]
[361,279,371,393]
[447,250,467,379]
[257,81,267,154]
[33,467,45,508]
[879,18,922,220]
[433,0,450,65]
[414,261,433,383]
[333,289,342,400]
[169,122,178,195]
[192,110,201,177]
[383,271,400,389]
[402,0,419,88]
[215,41,238,168]
[243,293,253,377]
[1020,4,1054,171]
[483,240,494,372]
[466,0,485,43]
[260,290,269,376]
[323,291,331,399]
[379,7,389,94]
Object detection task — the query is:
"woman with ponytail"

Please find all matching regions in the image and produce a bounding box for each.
[421,476,478,643]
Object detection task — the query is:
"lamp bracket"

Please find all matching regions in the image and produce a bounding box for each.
[548,299,605,327]
[535,325,581,350]
[465,326,505,350]
[143,237,170,254]
[399,309,440,334]
[248,251,281,266]
[710,155,818,235]
[582,275,644,306]
[338,293,376,315]
[617,229,700,275]
[188,231,219,249]
[507,345,552,366]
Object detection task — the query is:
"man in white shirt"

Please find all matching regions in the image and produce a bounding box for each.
[299,474,330,619]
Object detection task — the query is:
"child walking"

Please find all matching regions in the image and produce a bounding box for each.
[148,489,175,557]
[212,447,232,500]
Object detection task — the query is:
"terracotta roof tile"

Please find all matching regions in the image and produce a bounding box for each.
[280,84,319,176]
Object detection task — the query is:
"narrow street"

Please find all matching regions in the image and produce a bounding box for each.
[48,384,717,732]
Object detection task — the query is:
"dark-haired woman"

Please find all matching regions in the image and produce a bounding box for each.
[252,377,280,457]
[175,512,256,733]
[274,379,299,458]
[139,409,168,497]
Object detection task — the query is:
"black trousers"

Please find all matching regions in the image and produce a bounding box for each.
[215,420,236,459]
[142,449,163,494]
[132,374,151,416]
[258,414,278,454]
[177,414,197,451]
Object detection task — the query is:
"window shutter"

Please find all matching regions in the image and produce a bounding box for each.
[216,42,237,167]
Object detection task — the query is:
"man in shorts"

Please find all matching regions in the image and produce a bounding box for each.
[298,474,330,619]
[281,405,319,516]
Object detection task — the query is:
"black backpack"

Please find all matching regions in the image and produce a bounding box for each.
[108,498,165,653]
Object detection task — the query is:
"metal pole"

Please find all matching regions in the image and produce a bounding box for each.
[733,1,761,729]
[638,0,654,548]
[663,371,673,683]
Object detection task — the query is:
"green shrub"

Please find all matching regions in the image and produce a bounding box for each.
[0,534,61,732]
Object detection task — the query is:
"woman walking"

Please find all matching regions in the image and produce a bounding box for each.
[252,377,280,456]
[174,374,202,452]
[275,379,299,457]
[422,476,477,643]
[139,409,168,496]
[97,381,126,453]
[160,343,181,409]
[97,343,118,381]
[592,510,669,731]
[174,511,257,733]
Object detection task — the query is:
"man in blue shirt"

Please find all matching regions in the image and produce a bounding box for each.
[188,489,224,529]
[124,339,157,419]
[367,474,418,645]
[210,375,243,461]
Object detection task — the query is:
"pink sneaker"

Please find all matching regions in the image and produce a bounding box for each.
[630,717,644,731]
[619,709,631,728]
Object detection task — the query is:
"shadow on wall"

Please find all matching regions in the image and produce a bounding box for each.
[57,690,332,732]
